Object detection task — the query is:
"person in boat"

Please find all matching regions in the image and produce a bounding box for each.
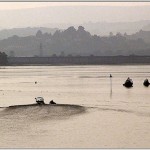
[49,100,56,104]
[110,74,112,78]
[123,77,133,87]
[127,77,131,80]
[143,79,150,87]
[127,77,133,82]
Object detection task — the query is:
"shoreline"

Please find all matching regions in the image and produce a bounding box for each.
[7,56,150,66]
[3,63,150,66]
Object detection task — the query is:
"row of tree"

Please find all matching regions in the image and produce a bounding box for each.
[0,26,150,57]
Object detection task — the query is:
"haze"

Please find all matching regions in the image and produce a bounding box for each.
[0,2,150,29]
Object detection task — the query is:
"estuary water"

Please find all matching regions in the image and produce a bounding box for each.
[0,65,150,148]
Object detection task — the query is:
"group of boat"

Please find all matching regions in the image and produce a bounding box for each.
[35,97,56,105]
[34,77,149,105]
[123,77,150,88]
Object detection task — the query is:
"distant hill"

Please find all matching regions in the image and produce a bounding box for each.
[0,27,59,40]
[142,23,150,31]
[1,20,150,40]
[125,30,150,43]
[82,20,150,36]
[0,26,150,57]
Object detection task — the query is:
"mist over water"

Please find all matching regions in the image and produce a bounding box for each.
[0,65,150,148]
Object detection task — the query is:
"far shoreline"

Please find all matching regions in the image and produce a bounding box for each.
[7,56,150,66]
[5,63,150,66]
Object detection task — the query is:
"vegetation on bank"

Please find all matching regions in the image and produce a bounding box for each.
[0,26,150,57]
[0,52,8,65]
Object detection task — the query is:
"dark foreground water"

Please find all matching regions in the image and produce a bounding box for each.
[0,65,150,148]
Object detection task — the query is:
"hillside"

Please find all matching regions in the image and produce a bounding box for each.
[82,20,150,36]
[0,27,59,40]
[0,26,150,57]
[125,30,150,44]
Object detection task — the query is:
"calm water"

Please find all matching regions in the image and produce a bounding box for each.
[0,65,150,148]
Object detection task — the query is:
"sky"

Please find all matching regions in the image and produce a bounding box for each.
[0,2,150,29]
[0,2,150,10]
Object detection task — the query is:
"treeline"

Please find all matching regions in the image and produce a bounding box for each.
[0,27,59,40]
[0,26,150,57]
[125,30,150,43]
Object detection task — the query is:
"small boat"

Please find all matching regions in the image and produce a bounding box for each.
[49,100,56,104]
[35,97,56,105]
[143,79,150,87]
[35,97,45,105]
[123,77,133,88]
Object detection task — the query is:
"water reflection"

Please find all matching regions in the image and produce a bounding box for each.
[110,75,112,99]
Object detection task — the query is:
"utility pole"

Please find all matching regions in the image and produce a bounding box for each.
[39,42,43,57]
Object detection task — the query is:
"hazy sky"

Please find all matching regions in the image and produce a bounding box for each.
[0,2,150,10]
[0,2,150,29]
